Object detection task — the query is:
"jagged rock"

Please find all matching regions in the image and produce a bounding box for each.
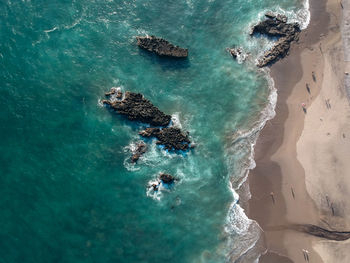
[103,91,171,127]
[105,87,123,99]
[139,127,191,151]
[151,183,159,191]
[116,90,123,99]
[251,14,298,37]
[265,12,288,23]
[264,11,276,20]
[276,14,288,23]
[131,142,147,163]
[138,127,159,137]
[251,13,301,67]
[136,35,188,58]
[257,36,296,67]
[228,47,243,59]
[160,173,175,184]
[105,88,117,97]
[227,47,248,62]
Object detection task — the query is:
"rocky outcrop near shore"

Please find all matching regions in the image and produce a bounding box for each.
[103,88,192,153]
[251,13,301,67]
[139,127,191,151]
[102,91,171,127]
[136,35,188,58]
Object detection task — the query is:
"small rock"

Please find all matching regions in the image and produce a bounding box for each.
[131,142,147,163]
[160,173,175,184]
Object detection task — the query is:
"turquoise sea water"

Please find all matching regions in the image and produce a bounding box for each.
[0,0,308,262]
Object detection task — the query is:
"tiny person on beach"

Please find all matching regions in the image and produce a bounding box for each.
[301,103,307,113]
[270,192,275,204]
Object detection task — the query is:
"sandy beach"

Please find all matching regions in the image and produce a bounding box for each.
[247,0,350,262]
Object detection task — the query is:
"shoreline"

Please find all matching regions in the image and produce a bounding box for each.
[245,0,349,262]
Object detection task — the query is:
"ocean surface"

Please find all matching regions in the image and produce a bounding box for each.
[0,0,309,262]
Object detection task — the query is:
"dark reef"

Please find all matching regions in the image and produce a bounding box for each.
[251,12,301,67]
[131,142,147,163]
[139,127,191,151]
[228,47,243,59]
[103,88,192,153]
[136,35,188,58]
[102,91,171,127]
[159,173,175,184]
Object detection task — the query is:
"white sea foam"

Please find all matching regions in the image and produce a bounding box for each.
[171,112,182,129]
[146,170,184,201]
[44,27,58,33]
[223,0,311,260]
[274,0,310,30]
[245,0,311,63]
[224,200,264,262]
[123,142,142,172]
[222,69,276,262]
[146,178,163,201]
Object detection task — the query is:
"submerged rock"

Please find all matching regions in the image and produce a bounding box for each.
[139,127,191,151]
[227,47,248,63]
[136,35,188,58]
[251,12,301,67]
[159,173,175,184]
[102,90,171,127]
[228,47,243,59]
[131,142,147,163]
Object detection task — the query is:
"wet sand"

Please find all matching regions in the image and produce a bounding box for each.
[246,0,350,262]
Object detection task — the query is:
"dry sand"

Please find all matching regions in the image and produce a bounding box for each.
[246,0,350,262]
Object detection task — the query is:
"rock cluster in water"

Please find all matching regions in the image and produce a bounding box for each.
[103,91,171,127]
[139,127,191,151]
[228,47,243,59]
[159,173,175,184]
[136,35,188,58]
[103,88,192,156]
[251,12,301,67]
[149,172,176,192]
[131,142,147,163]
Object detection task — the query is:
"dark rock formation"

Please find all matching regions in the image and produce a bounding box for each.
[159,173,175,184]
[291,224,350,241]
[251,13,297,37]
[102,90,171,127]
[251,13,301,67]
[151,183,159,191]
[116,90,123,99]
[131,142,147,163]
[136,35,188,58]
[105,87,122,99]
[264,12,288,23]
[139,127,191,151]
[228,47,243,59]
